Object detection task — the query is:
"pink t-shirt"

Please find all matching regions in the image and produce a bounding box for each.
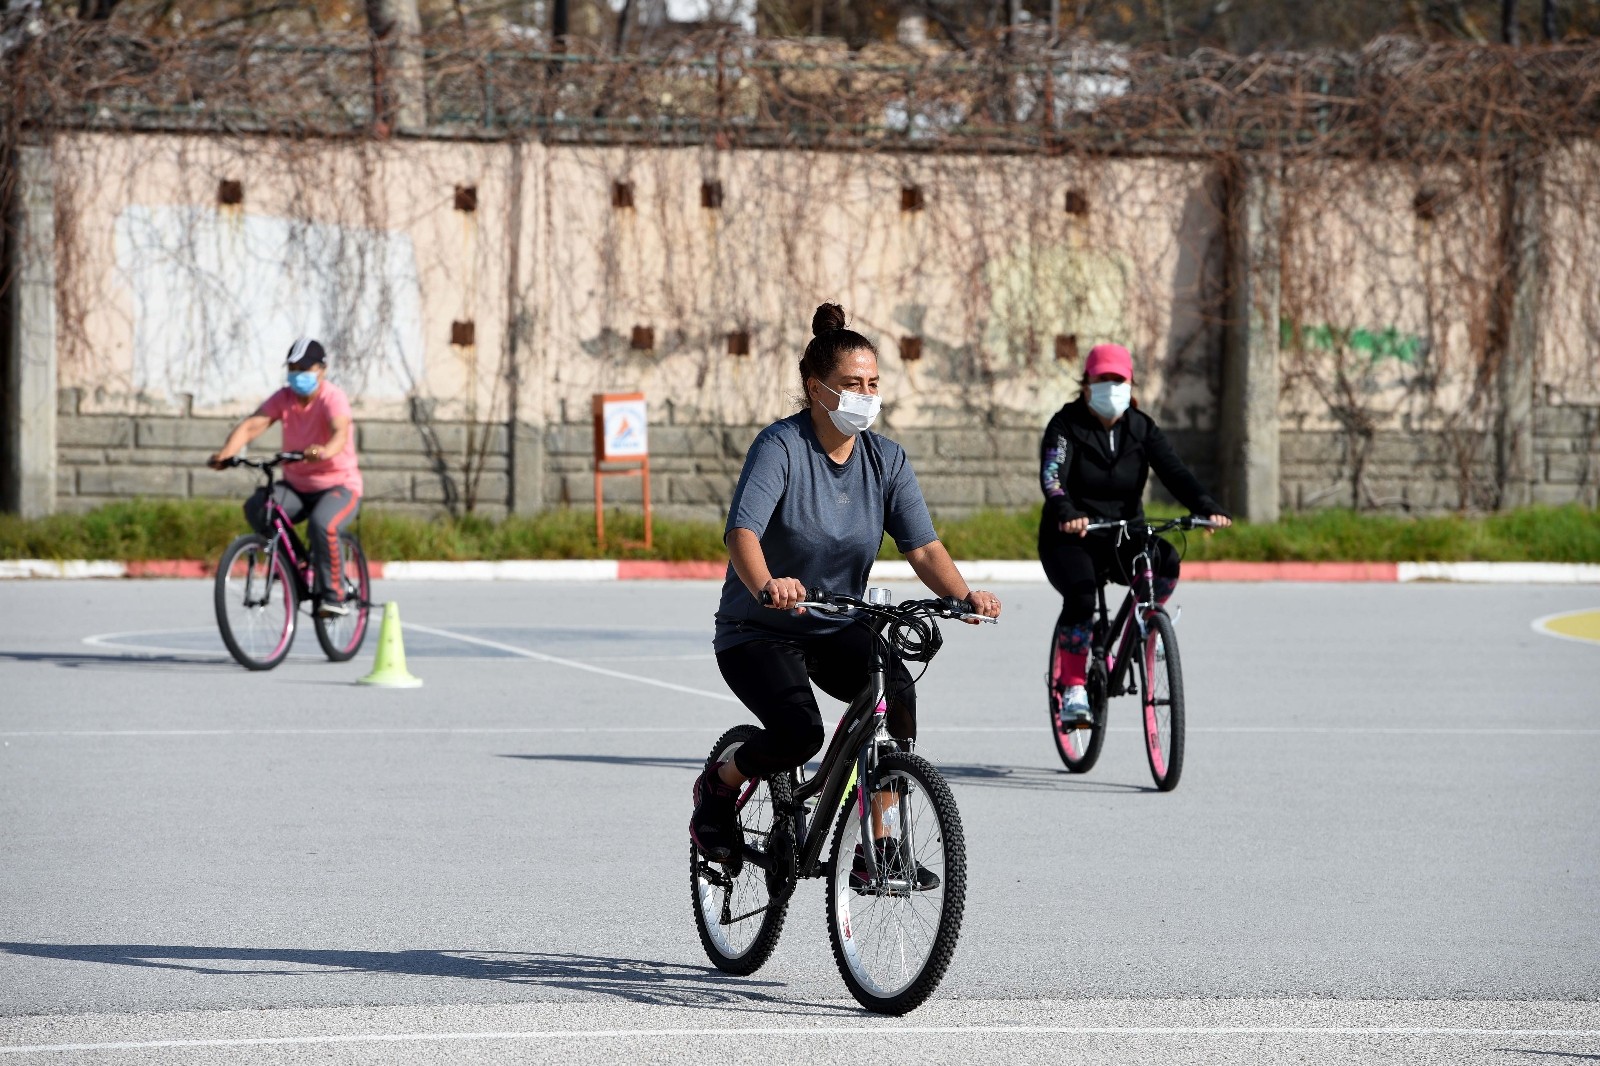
[257,382,363,496]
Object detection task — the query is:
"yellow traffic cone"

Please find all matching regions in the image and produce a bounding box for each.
[358,602,423,688]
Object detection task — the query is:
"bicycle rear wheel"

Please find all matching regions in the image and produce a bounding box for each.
[690,725,794,976]
[1137,609,1186,791]
[1049,627,1107,773]
[313,534,371,661]
[214,533,297,671]
[825,751,965,1015]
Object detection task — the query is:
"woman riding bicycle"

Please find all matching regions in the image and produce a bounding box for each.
[692,303,1002,875]
[207,338,364,618]
[1039,342,1230,729]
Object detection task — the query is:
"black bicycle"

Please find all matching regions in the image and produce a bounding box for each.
[212,453,371,671]
[1047,515,1217,791]
[690,587,995,1015]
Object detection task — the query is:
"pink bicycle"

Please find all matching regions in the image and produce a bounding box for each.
[1047,515,1216,791]
[213,452,371,671]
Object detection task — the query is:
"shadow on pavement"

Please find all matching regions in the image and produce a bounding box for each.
[501,754,703,771]
[502,755,1157,793]
[0,651,232,671]
[0,943,855,1013]
[939,763,1156,793]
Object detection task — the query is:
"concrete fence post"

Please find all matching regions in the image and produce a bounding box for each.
[1219,157,1282,525]
[1497,154,1542,510]
[2,144,57,518]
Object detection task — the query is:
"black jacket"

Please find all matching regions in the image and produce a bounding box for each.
[1038,398,1226,533]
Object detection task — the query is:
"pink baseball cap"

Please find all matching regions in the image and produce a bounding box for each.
[1084,343,1133,382]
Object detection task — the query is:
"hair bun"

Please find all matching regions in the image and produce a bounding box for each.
[812,302,847,337]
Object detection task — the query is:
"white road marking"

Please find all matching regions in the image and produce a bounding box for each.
[404,624,738,704]
[3,1024,1597,1054]
[4,725,1597,739]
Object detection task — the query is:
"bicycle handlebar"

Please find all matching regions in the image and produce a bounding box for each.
[761,587,997,623]
[1082,515,1220,535]
[217,451,305,469]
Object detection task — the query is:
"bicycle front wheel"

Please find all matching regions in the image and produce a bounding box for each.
[825,751,966,1015]
[690,725,794,976]
[214,533,297,671]
[313,534,371,661]
[1137,609,1186,791]
[1050,629,1108,772]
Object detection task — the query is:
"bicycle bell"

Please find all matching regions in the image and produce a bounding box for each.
[866,586,894,606]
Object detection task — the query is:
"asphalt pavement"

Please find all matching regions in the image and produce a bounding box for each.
[1,578,1597,1064]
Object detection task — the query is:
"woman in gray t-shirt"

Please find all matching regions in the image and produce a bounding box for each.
[690,303,1002,868]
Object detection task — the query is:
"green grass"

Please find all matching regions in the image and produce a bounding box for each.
[2,498,1596,564]
[915,503,1600,564]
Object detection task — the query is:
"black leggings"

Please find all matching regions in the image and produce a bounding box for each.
[716,624,916,779]
[1038,530,1181,632]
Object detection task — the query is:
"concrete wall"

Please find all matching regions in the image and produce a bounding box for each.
[9,129,1598,526]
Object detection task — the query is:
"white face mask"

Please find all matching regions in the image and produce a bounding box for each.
[816,380,881,436]
[1088,381,1131,421]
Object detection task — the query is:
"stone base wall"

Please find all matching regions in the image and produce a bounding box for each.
[55,390,512,519]
[47,392,1232,527]
[1280,403,1600,513]
[58,389,1589,529]
[1534,405,1600,506]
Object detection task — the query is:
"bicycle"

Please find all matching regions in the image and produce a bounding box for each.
[690,586,995,1015]
[212,452,372,671]
[1047,515,1218,791]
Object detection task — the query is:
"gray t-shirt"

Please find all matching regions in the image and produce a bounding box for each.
[714,412,938,653]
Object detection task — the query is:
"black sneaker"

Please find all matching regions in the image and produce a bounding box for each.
[690,762,742,865]
[850,838,940,893]
[316,596,350,618]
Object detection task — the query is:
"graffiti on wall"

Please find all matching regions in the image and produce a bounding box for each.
[1282,319,1427,365]
[983,243,1134,368]
[113,205,425,410]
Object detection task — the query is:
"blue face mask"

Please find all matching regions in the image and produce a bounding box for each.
[287,371,320,397]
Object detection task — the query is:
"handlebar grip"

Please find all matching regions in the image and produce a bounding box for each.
[759,586,833,607]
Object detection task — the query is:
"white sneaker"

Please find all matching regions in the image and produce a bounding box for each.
[1060,685,1093,728]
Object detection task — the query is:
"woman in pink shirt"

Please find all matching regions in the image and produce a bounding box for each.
[208,338,364,616]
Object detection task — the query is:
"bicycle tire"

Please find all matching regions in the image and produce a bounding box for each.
[1137,609,1186,791]
[1049,628,1107,773]
[313,534,371,662]
[214,533,297,671]
[690,725,794,976]
[825,750,965,1015]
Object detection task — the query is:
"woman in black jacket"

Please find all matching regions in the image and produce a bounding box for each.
[1038,343,1231,727]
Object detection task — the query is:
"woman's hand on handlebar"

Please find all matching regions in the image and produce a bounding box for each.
[962,589,1002,624]
[1058,516,1089,537]
[759,577,808,612]
[206,453,234,471]
[1202,514,1231,536]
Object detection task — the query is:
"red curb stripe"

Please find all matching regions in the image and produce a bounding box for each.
[617,560,727,580]
[368,560,385,579]
[1184,561,1399,582]
[125,559,212,578]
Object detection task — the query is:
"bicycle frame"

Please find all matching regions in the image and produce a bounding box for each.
[730,592,989,891]
[1092,525,1165,699]
[725,612,897,886]
[232,454,363,610]
[252,466,313,606]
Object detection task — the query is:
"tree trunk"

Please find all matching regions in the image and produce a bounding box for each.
[1502,0,1519,43]
[365,0,425,136]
